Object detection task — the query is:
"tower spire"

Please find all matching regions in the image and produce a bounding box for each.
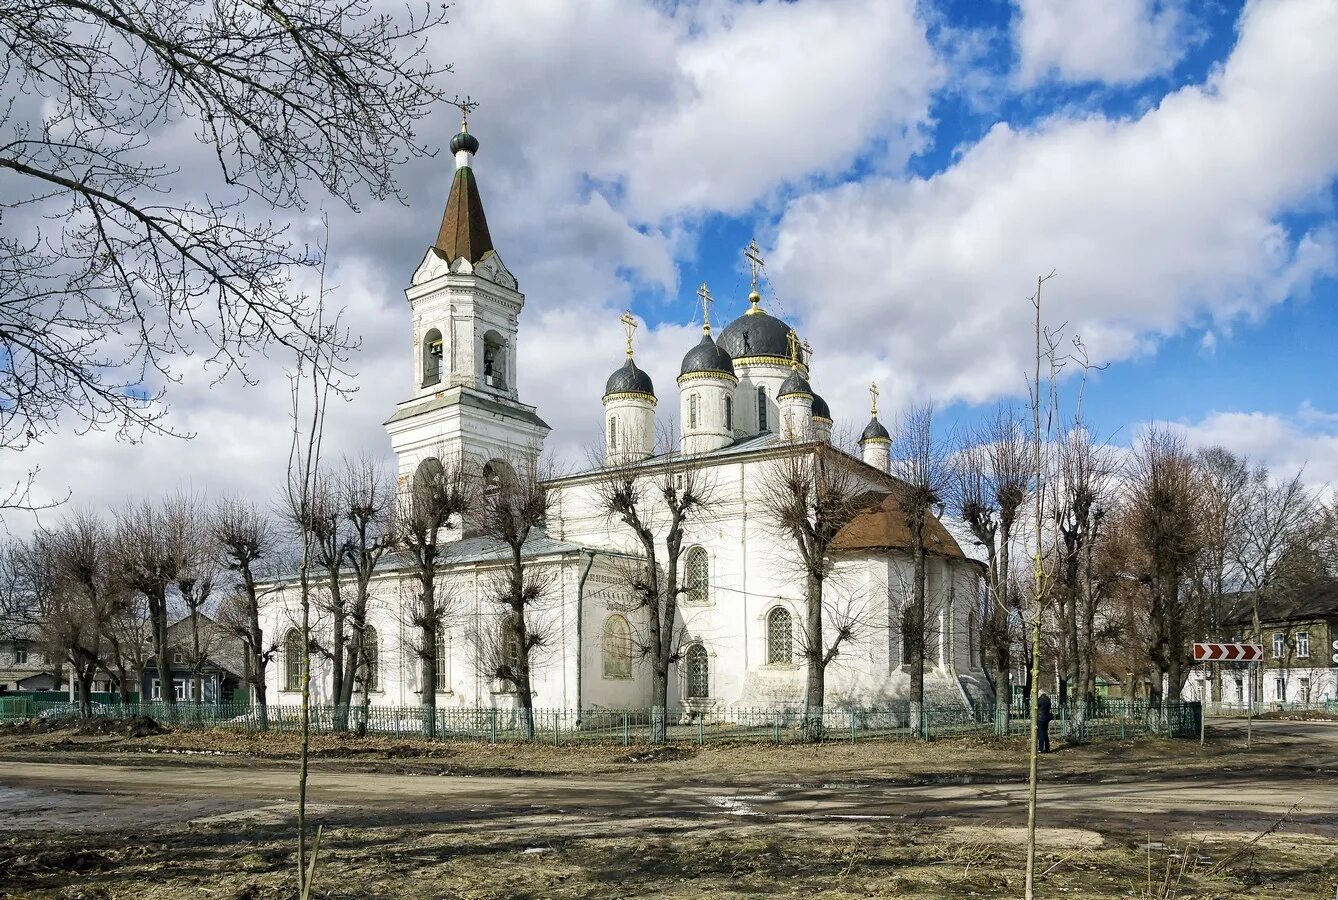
[434,98,493,264]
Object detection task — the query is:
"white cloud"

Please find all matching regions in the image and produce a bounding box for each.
[770,0,1338,427]
[1170,407,1338,489]
[1013,0,1188,86]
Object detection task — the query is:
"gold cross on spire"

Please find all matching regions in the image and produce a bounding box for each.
[449,94,480,131]
[786,330,800,369]
[697,282,714,333]
[801,339,812,368]
[619,311,637,359]
[869,381,880,417]
[744,239,765,292]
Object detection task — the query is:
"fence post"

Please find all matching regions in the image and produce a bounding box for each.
[553,711,559,747]
[697,717,704,746]
[622,712,629,747]
[490,707,498,745]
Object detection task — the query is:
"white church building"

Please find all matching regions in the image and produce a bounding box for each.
[261,122,988,715]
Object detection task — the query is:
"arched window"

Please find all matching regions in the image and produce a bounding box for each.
[482,330,507,389]
[284,629,302,691]
[757,386,768,431]
[360,625,380,692]
[688,393,699,430]
[435,623,448,685]
[603,614,633,678]
[684,547,709,604]
[608,415,618,450]
[724,395,733,432]
[967,609,979,669]
[767,607,793,665]
[685,644,710,699]
[412,456,445,519]
[422,328,443,387]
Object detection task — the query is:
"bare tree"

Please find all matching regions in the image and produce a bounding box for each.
[296,471,347,722]
[394,451,477,738]
[216,496,280,723]
[592,432,716,742]
[951,404,1031,733]
[103,593,153,704]
[471,455,553,741]
[0,0,449,466]
[336,455,393,735]
[1193,446,1250,701]
[890,404,952,735]
[171,493,222,705]
[114,497,190,709]
[759,443,867,736]
[1125,426,1205,703]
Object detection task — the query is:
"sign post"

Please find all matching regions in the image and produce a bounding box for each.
[1192,642,1264,748]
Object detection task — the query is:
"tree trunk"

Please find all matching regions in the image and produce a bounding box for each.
[651,664,669,744]
[150,589,174,711]
[993,650,1011,735]
[909,543,927,737]
[328,572,346,731]
[803,572,825,740]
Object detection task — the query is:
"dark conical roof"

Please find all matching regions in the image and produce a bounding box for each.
[433,160,493,265]
[679,333,736,378]
[811,393,831,420]
[778,369,813,399]
[860,416,891,443]
[603,358,655,399]
[717,308,795,360]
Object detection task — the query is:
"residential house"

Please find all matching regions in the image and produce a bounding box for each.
[143,613,247,704]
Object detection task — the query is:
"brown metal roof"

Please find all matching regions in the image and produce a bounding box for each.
[433,165,494,264]
[831,491,967,560]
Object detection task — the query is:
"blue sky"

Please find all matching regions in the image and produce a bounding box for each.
[6,0,1337,523]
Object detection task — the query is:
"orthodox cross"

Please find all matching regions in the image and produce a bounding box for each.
[697,282,714,332]
[619,311,637,359]
[870,381,880,417]
[801,338,812,368]
[744,239,765,292]
[786,330,800,368]
[449,94,480,130]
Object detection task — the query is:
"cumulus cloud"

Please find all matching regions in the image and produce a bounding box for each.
[770,0,1338,427]
[1168,406,1338,489]
[1013,0,1189,86]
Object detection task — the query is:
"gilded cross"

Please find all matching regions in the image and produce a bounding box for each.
[744,239,766,291]
[697,282,714,332]
[786,330,800,368]
[619,311,637,359]
[449,94,480,131]
[801,339,812,367]
[870,381,880,417]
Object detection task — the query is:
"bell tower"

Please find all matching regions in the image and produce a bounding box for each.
[385,112,549,486]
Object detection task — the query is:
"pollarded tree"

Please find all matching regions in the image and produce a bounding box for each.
[951,404,1031,732]
[890,404,952,735]
[215,496,280,723]
[393,451,477,737]
[473,456,554,741]
[0,0,450,464]
[593,438,716,742]
[759,443,867,734]
[114,497,191,709]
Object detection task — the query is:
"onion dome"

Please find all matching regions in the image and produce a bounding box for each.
[811,393,832,421]
[778,369,813,399]
[717,304,797,361]
[450,129,480,156]
[678,333,736,379]
[860,416,892,444]
[603,358,655,400]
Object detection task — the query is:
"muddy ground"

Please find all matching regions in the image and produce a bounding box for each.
[1,718,1335,898]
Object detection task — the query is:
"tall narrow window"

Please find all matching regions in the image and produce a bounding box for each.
[757,387,768,431]
[361,625,380,692]
[608,415,618,450]
[482,330,507,389]
[724,395,733,432]
[1272,632,1285,658]
[284,630,302,691]
[766,607,793,665]
[435,624,448,686]
[689,393,699,429]
[1296,632,1310,658]
[685,644,710,699]
[684,547,709,604]
[603,615,633,678]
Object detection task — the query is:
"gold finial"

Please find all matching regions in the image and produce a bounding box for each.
[744,239,766,315]
[450,94,479,132]
[619,311,637,359]
[696,282,714,334]
[786,330,800,370]
[869,381,880,418]
[801,339,812,368]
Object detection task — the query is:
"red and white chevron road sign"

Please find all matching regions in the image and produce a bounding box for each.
[1193,642,1264,662]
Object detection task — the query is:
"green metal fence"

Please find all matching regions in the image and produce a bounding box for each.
[0,698,1203,744]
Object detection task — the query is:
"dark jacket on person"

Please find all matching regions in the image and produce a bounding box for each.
[1037,693,1053,724]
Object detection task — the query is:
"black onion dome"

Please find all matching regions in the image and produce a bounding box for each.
[716,310,795,360]
[679,333,736,378]
[811,393,831,420]
[778,369,813,399]
[450,130,480,155]
[860,416,891,443]
[603,358,655,398]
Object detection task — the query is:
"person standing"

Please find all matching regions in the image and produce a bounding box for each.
[1037,691,1053,753]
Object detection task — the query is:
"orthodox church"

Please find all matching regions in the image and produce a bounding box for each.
[261,122,988,714]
